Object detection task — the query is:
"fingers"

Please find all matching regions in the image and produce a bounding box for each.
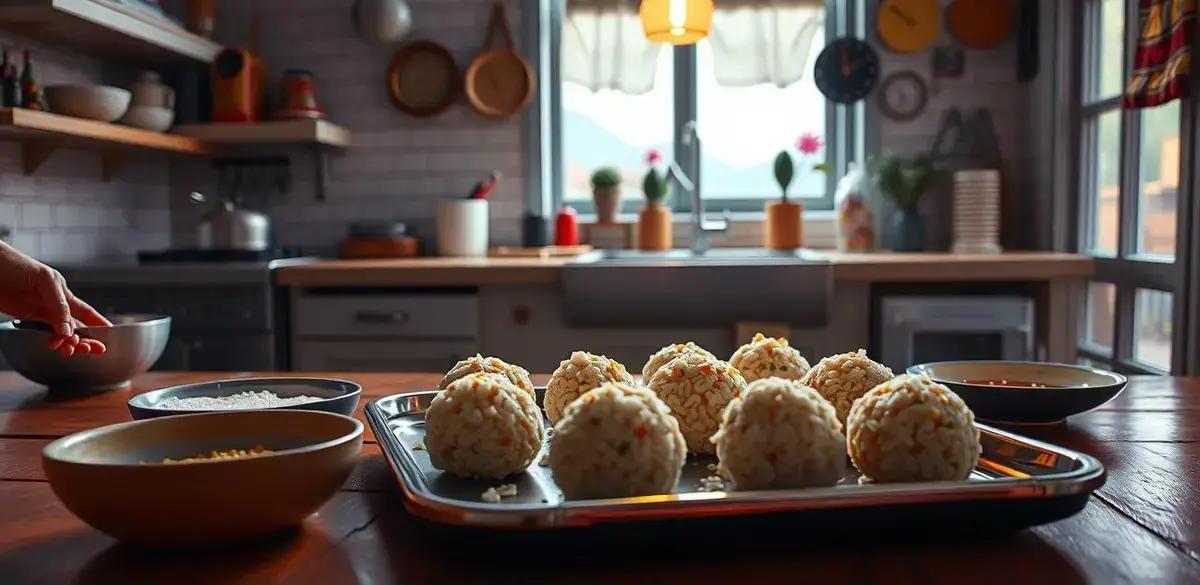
[39,269,73,338]
[68,295,111,327]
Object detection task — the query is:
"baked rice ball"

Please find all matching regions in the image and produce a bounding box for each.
[847,374,981,483]
[729,333,811,383]
[549,382,687,499]
[544,351,634,423]
[424,372,545,479]
[642,341,717,381]
[647,353,747,453]
[438,354,535,398]
[801,349,894,424]
[711,378,845,489]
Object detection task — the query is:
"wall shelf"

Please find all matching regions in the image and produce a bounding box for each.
[173,119,352,148]
[0,107,216,180]
[0,0,221,63]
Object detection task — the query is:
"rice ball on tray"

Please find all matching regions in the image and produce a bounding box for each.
[647,353,747,453]
[801,349,894,424]
[424,372,545,479]
[729,333,811,383]
[711,378,845,490]
[438,354,534,398]
[549,382,687,500]
[642,341,716,381]
[544,351,634,423]
[847,374,981,483]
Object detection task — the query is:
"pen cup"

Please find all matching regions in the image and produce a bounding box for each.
[436,198,489,257]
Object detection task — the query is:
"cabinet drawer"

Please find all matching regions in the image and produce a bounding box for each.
[294,340,475,373]
[294,294,477,339]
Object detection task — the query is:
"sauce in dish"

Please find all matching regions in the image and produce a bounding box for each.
[962,379,1063,389]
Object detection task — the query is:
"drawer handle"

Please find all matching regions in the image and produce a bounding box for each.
[354,310,411,325]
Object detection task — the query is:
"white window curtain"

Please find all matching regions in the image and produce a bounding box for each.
[563,0,825,94]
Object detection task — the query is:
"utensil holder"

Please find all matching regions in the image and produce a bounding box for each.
[437,199,489,257]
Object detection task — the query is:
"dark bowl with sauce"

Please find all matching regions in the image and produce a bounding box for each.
[907,361,1128,424]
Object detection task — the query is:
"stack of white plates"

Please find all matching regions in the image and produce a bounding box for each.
[952,169,1002,254]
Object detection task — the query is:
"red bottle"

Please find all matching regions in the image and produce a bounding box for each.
[555,206,579,246]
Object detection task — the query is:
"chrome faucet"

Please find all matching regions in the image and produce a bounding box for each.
[666,121,729,254]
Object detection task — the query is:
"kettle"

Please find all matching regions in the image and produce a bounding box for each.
[191,192,271,251]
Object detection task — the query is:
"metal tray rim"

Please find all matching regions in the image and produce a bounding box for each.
[366,392,1106,529]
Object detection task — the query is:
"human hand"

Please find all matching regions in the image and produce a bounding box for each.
[0,241,111,356]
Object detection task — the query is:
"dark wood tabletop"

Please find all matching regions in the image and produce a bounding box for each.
[0,372,1196,584]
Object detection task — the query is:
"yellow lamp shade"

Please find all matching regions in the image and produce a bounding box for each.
[640,0,713,45]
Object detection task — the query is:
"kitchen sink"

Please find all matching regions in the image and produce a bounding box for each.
[563,248,831,328]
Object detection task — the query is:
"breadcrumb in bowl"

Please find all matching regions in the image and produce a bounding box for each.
[729,333,811,383]
[543,351,634,423]
[711,377,845,490]
[548,382,687,499]
[802,349,894,424]
[647,353,747,454]
[424,373,544,479]
[847,374,981,483]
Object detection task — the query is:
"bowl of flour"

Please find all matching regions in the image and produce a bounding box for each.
[128,377,361,419]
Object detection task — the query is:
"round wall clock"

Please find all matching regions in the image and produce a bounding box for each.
[947,0,1016,49]
[878,70,929,121]
[813,38,880,104]
[877,0,940,54]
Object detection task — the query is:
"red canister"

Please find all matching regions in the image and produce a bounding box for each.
[555,206,579,246]
[274,69,324,119]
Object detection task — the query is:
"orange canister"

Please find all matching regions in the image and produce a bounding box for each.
[211,47,262,123]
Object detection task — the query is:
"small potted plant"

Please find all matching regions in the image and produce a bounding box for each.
[870,154,939,252]
[590,167,622,224]
[638,149,671,250]
[767,133,827,249]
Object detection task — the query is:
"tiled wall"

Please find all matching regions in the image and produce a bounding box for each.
[170,0,528,250]
[865,0,1049,250]
[0,33,171,263]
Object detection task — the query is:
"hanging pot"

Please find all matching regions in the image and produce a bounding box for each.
[464,1,534,118]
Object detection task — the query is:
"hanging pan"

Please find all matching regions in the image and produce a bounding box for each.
[464,1,534,118]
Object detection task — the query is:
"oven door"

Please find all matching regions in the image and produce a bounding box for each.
[879,297,1034,372]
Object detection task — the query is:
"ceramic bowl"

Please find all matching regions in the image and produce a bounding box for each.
[128,377,361,420]
[42,409,363,547]
[44,85,131,121]
[907,361,1128,424]
[0,315,170,393]
[120,104,174,131]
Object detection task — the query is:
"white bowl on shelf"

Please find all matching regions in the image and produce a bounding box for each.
[44,85,131,122]
[120,104,174,132]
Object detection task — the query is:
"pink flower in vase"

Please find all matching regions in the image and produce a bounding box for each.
[645,149,662,166]
[796,133,823,155]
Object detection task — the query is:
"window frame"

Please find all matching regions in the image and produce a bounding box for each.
[538,0,855,217]
[1072,0,1194,375]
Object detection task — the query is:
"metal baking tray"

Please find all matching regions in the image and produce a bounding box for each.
[366,389,1106,530]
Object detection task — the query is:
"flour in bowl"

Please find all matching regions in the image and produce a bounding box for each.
[156,391,322,410]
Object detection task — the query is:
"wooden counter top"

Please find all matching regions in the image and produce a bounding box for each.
[275,252,1092,288]
[0,371,1196,583]
[274,256,570,287]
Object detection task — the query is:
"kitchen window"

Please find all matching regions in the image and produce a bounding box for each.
[1073,0,1195,374]
[541,0,858,216]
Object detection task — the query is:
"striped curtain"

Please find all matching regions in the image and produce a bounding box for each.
[1124,0,1197,108]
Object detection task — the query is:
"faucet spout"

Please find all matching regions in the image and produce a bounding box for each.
[671,122,728,254]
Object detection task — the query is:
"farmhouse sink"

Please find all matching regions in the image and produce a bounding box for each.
[562,248,831,327]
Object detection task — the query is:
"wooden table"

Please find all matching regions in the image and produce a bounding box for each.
[0,372,1196,584]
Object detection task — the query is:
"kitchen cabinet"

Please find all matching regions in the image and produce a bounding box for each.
[290,290,479,372]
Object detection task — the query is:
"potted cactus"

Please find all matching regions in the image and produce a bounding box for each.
[590,167,622,224]
[766,133,827,250]
[638,149,671,250]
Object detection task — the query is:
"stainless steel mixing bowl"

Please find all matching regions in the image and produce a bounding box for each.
[0,314,171,392]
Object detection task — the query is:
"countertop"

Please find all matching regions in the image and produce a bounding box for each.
[274,251,1094,287]
[0,371,1196,583]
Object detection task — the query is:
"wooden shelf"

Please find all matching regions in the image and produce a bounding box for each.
[173,119,352,148]
[0,0,221,63]
[0,107,215,180]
